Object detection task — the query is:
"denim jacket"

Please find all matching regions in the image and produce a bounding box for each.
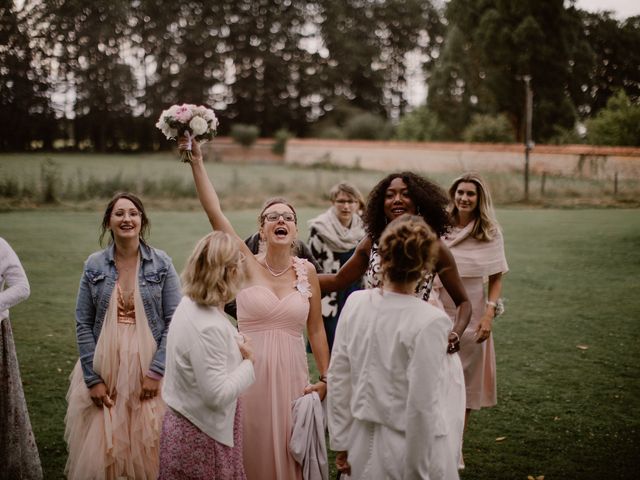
[75,242,181,387]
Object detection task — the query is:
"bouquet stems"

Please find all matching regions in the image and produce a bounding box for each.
[180,148,193,163]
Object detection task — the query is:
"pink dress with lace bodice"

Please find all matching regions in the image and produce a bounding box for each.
[236,257,311,480]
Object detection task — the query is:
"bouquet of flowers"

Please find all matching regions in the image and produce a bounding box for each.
[155,104,218,163]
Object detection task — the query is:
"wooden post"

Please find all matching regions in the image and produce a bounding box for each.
[540,171,546,196]
[523,75,533,202]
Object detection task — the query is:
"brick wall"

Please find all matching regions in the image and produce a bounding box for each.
[203,137,283,164]
[284,139,640,179]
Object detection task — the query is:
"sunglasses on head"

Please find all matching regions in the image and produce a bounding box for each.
[263,211,296,223]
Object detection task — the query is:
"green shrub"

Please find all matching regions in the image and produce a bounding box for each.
[395,105,449,141]
[547,125,585,145]
[462,113,515,143]
[272,128,292,155]
[313,126,345,139]
[230,124,260,148]
[586,90,640,146]
[40,158,61,203]
[344,112,392,140]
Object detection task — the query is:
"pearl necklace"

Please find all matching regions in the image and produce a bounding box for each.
[264,257,291,277]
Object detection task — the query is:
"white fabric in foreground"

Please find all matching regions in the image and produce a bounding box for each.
[290,391,328,480]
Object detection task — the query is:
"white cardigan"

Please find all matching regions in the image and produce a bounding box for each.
[163,297,255,447]
[0,238,30,322]
[328,289,464,479]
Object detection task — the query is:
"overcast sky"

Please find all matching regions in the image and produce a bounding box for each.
[574,0,640,18]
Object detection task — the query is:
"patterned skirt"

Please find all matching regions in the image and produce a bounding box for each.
[0,317,43,480]
[159,401,246,480]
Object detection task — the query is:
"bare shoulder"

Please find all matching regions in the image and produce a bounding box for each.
[303,258,319,278]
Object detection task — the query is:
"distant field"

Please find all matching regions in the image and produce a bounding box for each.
[2,208,639,479]
[1,153,637,208]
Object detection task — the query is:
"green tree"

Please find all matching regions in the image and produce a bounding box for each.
[428,0,585,142]
[0,0,52,150]
[425,24,484,140]
[318,0,443,120]
[41,0,136,151]
[216,0,324,136]
[134,1,223,149]
[575,11,640,116]
[586,90,640,146]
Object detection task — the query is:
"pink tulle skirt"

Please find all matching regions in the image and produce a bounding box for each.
[64,321,165,480]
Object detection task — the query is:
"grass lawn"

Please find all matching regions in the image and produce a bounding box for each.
[2,207,639,479]
[1,152,638,208]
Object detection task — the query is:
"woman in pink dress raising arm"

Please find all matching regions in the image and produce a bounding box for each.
[181,137,330,480]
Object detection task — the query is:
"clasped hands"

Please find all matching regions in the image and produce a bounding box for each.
[89,377,160,409]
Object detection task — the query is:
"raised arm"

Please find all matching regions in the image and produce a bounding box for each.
[182,138,248,252]
[435,240,472,350]
[318,236,371,294]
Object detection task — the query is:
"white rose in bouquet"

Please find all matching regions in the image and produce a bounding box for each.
[189,116,209,136]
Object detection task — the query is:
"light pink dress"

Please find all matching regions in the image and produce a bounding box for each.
[236,257,311,480]
[433,222,508,411]
[65,281,166,480]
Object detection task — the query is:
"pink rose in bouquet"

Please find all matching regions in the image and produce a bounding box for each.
[155,104,218,162]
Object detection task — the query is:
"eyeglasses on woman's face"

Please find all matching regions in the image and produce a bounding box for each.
[262,211,296,223]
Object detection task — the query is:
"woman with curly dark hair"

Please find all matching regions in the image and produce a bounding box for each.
[319,171,471,354]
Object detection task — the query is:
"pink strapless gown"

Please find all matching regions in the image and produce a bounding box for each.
[236,258,311,480]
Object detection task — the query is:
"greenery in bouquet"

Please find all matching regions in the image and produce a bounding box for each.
[156,104,218,162]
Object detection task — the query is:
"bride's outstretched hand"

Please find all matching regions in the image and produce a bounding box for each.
[178,133,203,163]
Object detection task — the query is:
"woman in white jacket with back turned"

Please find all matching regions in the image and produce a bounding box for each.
[160,232,255,479]
[328,215,464,480]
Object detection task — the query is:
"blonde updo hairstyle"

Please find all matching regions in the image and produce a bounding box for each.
[378,215,439,285]
[181,232,245,306]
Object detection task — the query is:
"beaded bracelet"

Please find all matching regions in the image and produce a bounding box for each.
[486,299,505,316]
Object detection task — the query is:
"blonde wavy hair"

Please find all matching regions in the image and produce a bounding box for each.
[448,172,500,241]
[378,215,439,285]
[181,232,246,306]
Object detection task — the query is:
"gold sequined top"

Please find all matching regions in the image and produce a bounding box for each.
[116,283,136,324]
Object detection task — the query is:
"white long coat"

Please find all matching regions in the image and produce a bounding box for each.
[328,289,464,480]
